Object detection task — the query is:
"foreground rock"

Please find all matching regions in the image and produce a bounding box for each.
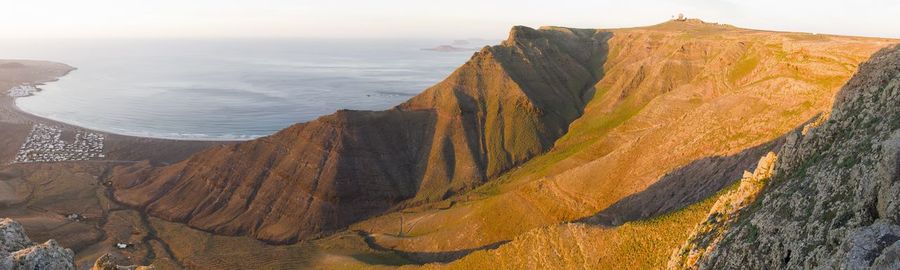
[0,218,74,270]
[668,152,777,269]
[689,45,900,268]
[91,253,154,270]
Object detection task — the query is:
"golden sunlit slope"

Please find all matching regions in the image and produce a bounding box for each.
[424,181,731,269]
[691,44,900,269]
[110,26,610,243]
[99,20,898,270]
[348,19,897,267]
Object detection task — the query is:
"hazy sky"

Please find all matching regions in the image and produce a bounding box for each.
[1,0,898,39]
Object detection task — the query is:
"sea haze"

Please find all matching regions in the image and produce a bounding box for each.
[0,38,485,140]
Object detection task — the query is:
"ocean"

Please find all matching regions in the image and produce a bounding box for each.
[0,38,483,140]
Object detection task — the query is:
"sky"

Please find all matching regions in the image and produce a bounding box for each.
[1,0,898,39]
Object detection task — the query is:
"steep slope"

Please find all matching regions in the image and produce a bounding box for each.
[668,152,779,269]
[419,182,732,269]
[350,20,897,260]
[685,45,900,269]
[415,142,781,269]
[110,27,611,243]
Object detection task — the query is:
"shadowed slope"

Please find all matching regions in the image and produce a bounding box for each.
[397,26,609,200]
[350,20,897,264]
[110,26,611,243]
[694,45,900,269]
[582,137,785,226]
[410,45,899,269]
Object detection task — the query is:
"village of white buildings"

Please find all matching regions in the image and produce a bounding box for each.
[14,123,106,163]
[7,84,39,98]
[6,83,106,163]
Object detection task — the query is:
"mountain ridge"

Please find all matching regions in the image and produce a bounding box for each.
[342,20,897,268]
[103,20,900,269]
[693,44,900,269]
[110,25,611,243]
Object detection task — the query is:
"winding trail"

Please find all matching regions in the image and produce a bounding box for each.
[97,166,187,269]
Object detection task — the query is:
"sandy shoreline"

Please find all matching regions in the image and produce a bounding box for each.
[0,59,228,165]
[11,78,259,142]
[11,95,254,142]
[0,59,235,268]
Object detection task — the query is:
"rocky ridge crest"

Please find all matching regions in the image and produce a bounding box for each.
[110,26,611,243]
[668,152,777,269]
[692,45,900,269]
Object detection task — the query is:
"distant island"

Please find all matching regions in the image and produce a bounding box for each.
[423,38,497,52]
[422,45,476,52]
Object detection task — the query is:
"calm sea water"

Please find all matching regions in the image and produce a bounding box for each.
[0,39,483,140]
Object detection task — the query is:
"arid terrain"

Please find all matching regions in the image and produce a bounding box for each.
[1,19,899,269]
[0,60,222,268]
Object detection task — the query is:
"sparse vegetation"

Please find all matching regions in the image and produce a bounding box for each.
[435,182,732,270]
[730,54,760,84]
[747,224,759,242]
[346,21,891,270]
[4,19,895,270]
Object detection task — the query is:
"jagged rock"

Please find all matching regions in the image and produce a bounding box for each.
[835,220,900,269]
[695,45,900,268]
[357,20,895,260]
[91,253,154,270]
[667,152,777,269]
[91,254,116,270]
[872,240,900,269]
[0,218,33,253]
[0,218,75,270]
[10,240,75,270]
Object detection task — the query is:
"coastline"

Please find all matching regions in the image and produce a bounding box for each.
[9,68,257,142]
[0,60,228,164]
[12,98,259,142]
[0,59,230,268]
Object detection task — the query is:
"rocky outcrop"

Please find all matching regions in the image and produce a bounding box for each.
[0,218,75,270]
[348,19,897,259]
[0,218,33,254]
[111,26,611,243]
[91,253,154,270]
[667,152,777,269]
[693,45,900,268]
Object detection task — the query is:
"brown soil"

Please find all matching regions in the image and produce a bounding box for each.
[1,20,898,270]
[0,60,223,269]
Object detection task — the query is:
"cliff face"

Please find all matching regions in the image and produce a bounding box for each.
[398,26,608,199]
[111,26,610,243]
[691,45,900,269]
[351,20,896,258]
[86,21,900,269]
[409,40,896,270]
